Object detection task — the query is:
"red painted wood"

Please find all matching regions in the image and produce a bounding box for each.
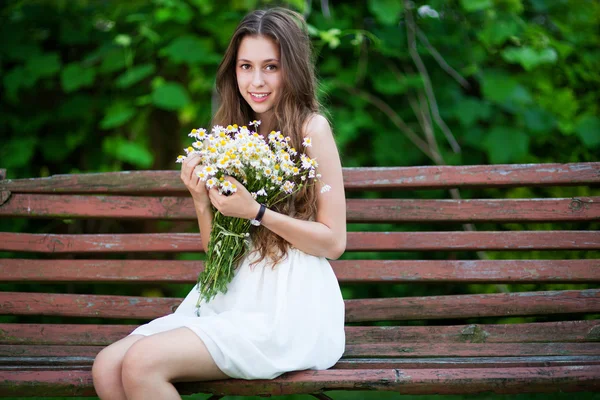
[343,289,600,322]
[2,194,599,222]
[3,342,599,359]
[2,320,599,346]
[3,320,598,346]
[0,292,180,319]
[3,290,599,321]
[0,232,206,253]
[4,355,599,371]
[2,231,599,253]
[1,163,598,194]
[333,356,600,369]
[2,259,599,283]
[1,366,599,396]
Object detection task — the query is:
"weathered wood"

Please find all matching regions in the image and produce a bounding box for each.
[2,231,600,253]
[3,342,599,359]
[1,163,598,194]
[2,320,599,346]
[2,259,599,283]
[344,289,600,322]
[2,321,598,346]
[4,356,600,371]
[1,366,599,397]
[3,290,599,321]
[0,190,9,207]
[1,194,599,222]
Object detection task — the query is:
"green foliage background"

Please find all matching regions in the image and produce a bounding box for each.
[1,0,599,399]
[1,0,598,176]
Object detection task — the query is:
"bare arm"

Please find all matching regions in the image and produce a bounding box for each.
[260,115,346,259]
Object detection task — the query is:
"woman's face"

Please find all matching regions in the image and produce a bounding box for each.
[236,35,282,122]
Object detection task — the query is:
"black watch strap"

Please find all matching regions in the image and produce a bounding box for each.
[255,204,266,222]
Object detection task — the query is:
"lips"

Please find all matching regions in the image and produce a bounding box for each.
[250,92,270,103]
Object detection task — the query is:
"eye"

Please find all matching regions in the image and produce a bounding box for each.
[265,64,278,71]
[240,64,251,70]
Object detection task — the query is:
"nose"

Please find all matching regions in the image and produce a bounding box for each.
[252,70,265,87]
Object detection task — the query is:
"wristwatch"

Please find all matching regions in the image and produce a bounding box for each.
[250,204,266,226]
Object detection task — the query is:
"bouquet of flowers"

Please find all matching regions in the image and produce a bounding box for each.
[177,120,329,308]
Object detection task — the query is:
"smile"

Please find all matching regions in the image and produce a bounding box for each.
[250,92,271,102]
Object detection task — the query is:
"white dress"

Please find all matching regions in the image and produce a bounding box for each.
[129,246,346,380]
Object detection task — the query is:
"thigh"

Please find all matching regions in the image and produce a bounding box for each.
[124,327,230,382]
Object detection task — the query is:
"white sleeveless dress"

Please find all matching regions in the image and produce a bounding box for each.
[128,246,346,380]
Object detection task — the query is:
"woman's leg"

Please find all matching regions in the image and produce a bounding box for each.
[121,327,230,400]
[92,334,145,400]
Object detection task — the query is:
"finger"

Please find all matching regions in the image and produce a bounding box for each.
[184,155,202,180]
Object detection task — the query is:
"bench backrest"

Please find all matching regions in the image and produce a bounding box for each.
[1,163,599,354]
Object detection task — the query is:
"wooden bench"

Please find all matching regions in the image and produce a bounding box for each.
[0,163,599,398]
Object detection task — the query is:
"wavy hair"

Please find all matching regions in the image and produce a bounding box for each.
[211,7,322,266]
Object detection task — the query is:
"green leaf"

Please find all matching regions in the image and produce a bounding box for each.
[367,0,403,26]
[481,70,518,104]
[460,0,493,12]
[483,127,530,164]
[25,52,61,79]
[452,98,492,127]
[102,136,154,168]
[152,82,190,111]
[501,46,558,70]
[61,63,96,92]
[372,71,422,95]
[98,49,127,74]
[160,35,219,65]
[100,104,137,129]
[114,34,132,47]
[575,115,600,148]
[477,18,520,47]
[115,64,156,88]
[0,136,37,168]
[523,107,555,134]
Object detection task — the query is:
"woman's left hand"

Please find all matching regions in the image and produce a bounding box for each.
[208,176,260,220]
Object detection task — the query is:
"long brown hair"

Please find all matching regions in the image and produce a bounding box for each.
[212,7,322,266]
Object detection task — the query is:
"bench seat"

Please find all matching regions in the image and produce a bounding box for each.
[1,163,599,397]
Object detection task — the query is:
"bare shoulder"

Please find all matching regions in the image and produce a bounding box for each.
[302,113,331,138]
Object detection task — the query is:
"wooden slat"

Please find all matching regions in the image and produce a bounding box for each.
[1,163,598,193]
[2,231,600,253]
[2,259,599,283]
[1,366,599,396]
[334,356,600,369]
[1,320,597,346]
[2,342,599,360]
[2,290,599,321]
[4,356,600,371]
[2,320,599,346]
[1,194,599,221]
[0,292,180,319]
[344,289,600,322]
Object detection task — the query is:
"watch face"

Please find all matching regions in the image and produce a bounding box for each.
[250,219,260,226]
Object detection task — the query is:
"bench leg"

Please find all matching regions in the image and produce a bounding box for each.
[311,394,334,400]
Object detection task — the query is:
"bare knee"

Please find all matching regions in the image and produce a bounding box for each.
[121,338,164,391]
[93,335,143,399]
[92,347,124,398]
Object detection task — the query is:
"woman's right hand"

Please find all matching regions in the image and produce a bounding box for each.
[180,154,210,208]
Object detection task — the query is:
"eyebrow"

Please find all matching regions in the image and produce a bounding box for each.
[237,58,280,63]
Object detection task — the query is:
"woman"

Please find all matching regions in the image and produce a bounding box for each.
[92,7,346,399]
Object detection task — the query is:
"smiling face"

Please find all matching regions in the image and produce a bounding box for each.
[236,35,282,125]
